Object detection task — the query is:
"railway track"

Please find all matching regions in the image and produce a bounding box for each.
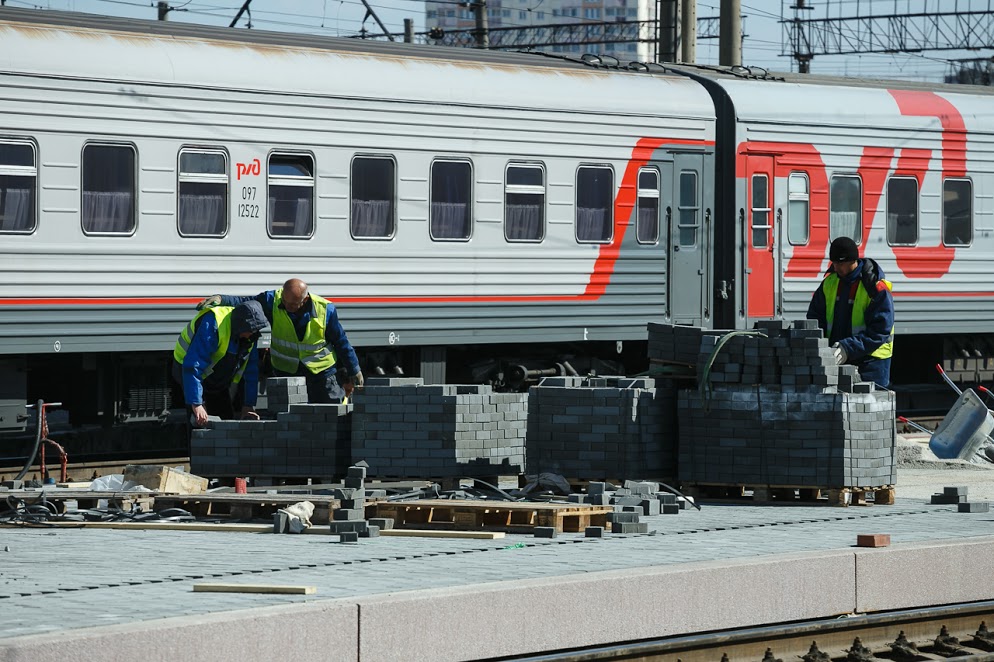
[514,601,994,662]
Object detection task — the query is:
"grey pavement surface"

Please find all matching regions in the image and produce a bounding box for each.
[3,459,994,660]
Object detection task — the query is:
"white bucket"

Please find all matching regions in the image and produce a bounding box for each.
[929,388,994,460]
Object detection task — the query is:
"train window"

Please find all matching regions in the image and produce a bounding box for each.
[0,141,36,234]
[787,173,809,245]
[268,153,314,238]
[82,144,136,235]
[886,177,918,246]
[430,160,472,241]
[178,149,228,237]
[678,171,698,247]
[751,174,770,249]
[351,156,395,239]
[576,166,614,243]
[829,175,862,244]
[504,163,545,242]
[636,168,659,244]
[943,179,972,247]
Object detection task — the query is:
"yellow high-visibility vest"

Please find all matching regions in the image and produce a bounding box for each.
[270,289,338,374]
[173,306,250,382]
[823,274,894,360]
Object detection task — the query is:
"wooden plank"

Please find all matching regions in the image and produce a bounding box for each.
[193,583,316,595]
[379,529,505,539]
[123,465,208,494]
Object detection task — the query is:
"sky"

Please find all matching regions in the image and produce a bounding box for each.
[2,0,992,82]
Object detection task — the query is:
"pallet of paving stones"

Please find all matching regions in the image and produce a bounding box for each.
[370,499,612,533]
[1,490,155,513]
[152,493,348,524]
[681,482,896,506]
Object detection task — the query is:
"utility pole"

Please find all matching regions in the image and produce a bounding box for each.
[404,18,414,43]
[788,0,813,73]
[658,0,678,63]
[719,0,741,66]
[157,1,169,21]
[681,0,696,64]
[472,0,489,49]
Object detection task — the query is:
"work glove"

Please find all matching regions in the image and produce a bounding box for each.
[196,294,222,310]
[354,371,364,390]
[832,343,848,365]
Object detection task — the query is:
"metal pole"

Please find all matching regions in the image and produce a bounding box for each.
[404,18,414,43]
[473,0,490,48]
[229,0,252,28]
[359,0,396,41]
[718,0,741,66]
[680,0,696,64]
[157,1,169,21]
[657,0,678,62]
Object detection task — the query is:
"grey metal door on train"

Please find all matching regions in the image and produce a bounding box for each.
[669,153,707,325]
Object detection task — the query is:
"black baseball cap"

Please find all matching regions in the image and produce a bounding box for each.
[829,236,859,263]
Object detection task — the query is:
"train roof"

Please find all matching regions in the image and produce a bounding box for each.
[0,7,716,120]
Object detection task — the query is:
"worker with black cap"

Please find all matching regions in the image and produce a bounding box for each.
[172,300,269,427]
[806,236,894,388]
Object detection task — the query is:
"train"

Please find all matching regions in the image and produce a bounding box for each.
[0,7,992,436]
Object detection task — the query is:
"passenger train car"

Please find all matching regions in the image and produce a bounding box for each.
[0,7,991,431]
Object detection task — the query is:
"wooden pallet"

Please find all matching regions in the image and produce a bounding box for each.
[3,489,154,513]
[370,499,612,533]
[682,483,895,507]
[153,493,344,524]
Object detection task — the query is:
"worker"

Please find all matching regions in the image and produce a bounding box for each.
[172,300,269,427]
[199,278,363,403]
[807,236,894,389]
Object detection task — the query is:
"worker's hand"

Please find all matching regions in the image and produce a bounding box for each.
[354,371,364,390]
[832,343,848,365]
[191,404,209,427]
[240,406,260,421]
[196,294,222,310]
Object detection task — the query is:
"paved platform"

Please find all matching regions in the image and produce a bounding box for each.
[3,472,994,661]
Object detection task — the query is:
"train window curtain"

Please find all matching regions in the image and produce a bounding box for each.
[351,157,395,239]
[829,175,862,244]
[942,179,973,247]
[81,144,136,234]
[576,166,614,243]
[636,168,660,244]
[430,160,472,240]
[0,142,36,233]
[268,154,314,238]
[505,164,545,242]
[179,149,228,236]
[886,177,919,246]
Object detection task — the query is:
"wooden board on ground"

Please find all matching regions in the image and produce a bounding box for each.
[378,528,505,540]
[371,499,612,533]
[154,493,345,524]
[682,483,896,507]
[123,464,208,494]
[3,489,154,513]
[193,583,316,595]
[0,520,335,534]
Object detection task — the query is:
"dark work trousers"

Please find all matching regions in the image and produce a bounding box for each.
[275,366,346,403]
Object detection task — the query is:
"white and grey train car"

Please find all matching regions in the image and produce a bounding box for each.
[677,67,994,386]
[0,9,717,428]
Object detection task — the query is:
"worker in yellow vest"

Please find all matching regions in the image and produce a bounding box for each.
[807,236,894,389]
[172,300,269,427]
[200,278,362,403]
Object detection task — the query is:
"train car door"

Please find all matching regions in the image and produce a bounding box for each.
[669,154,707,325]
[744,154,778,319]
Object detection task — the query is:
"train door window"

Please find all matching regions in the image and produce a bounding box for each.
[942,178,972,246]
[351,156,395,239]
[576,165,613,243]
[829,175,862,244]
[886,177,918,246]
[178,149,228,237]
[636,168,659,244]
[81,143,136,235]
[504,163,545,242]
[787,172,809,245]
[268,153,314,238]
[0,141,36,233]
[751,174,770,249]
[430,160,472,241]
[678,170,698,247]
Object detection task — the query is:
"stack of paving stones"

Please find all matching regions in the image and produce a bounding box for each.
[329,464,383,541]
[571,480,687,535]
[351,378,527,479]
[190,377,352,479]
[665,319,896,490]
[931,486,990,512]
[525,376,675,481]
